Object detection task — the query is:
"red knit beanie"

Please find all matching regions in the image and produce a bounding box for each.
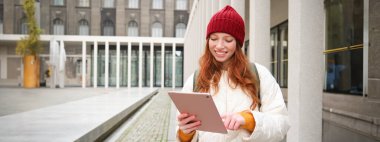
[206,5,245,47]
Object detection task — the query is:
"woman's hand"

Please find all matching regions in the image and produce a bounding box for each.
[221,113,246,130]
[177,113,201,134]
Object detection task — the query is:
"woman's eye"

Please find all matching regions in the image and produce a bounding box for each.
[210,38,217,41]
[225,39,233,43]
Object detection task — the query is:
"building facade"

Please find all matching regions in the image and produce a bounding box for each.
[1,0,192,37]
[184,0,380,142]
[0,0,192,87]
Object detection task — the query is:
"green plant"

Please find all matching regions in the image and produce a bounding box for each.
[16,0,42,56]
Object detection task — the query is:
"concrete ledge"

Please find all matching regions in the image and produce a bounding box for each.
[323,108,380,140]
[0,88,158,142]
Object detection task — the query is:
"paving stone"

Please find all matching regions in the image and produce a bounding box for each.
[116,90,172,142]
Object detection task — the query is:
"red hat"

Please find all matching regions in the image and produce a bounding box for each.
[206,5,245,47]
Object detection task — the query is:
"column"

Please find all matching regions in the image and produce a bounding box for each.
[231,0,245,20]
[116,41,120,88]
[164,0,174,37]
[82,41,86,88]
[219,0,230,10]
[66,0,76,35]
[205,0,212,22]
[93,41,98,88]
[91,0,101,35]
[3,0,14,34]
[140,0,150,36]
[249,0,270,69]
[105,41,109,88]
[0,47,6,79]
[368,0,380,99]
[161,43,165,88]
[128,42,132,88]
[211,0,219,14]
[150,42,154,88]
[116,0,125,36]
[40,0,50,34]
[138,42,142,88]
[172,43,176,88]
[287,0,324,142]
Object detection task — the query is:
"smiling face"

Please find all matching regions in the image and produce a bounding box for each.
[208,32,237,63]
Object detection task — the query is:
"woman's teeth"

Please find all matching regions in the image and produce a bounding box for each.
[215,51,227,55]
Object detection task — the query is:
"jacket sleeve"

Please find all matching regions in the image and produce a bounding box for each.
[243,63,290,142]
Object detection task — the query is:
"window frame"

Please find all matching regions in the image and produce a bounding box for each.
[102,20,115,36]
[78,0,90,7]
[103,0,115,8]
[175,0,187,10]
[152,0,163,9]
[128,0,139,9]
[53,18,65,35]
[53,0,65,6]
[175,23,186,37]
[270,21,288,88]
[323,0,364,95]
[151,22,163,37]
[127,20,139,36]
[78,19,89,35]
[20,17,28,34]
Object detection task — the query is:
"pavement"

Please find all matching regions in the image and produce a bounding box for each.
[111,89,176,142]
[0,87,159,142]
[0,88,117,116]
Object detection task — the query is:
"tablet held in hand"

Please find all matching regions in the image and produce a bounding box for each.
[168,91,227,134]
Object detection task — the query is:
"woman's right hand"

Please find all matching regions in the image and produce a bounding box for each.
[177,113,201,134]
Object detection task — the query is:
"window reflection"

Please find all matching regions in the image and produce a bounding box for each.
[324,0,363,95]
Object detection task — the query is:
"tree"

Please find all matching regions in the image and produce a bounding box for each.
[16,0,42,56]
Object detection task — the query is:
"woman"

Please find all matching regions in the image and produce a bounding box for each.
[176,5,290,142]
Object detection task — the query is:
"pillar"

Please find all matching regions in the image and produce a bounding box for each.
[287,0,324,141]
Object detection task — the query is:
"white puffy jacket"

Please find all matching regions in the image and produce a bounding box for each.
[178,63,290,142]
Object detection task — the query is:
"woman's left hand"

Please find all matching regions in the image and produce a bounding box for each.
[221,113,246,130]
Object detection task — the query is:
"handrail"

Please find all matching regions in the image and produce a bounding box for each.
[323,44,363,54]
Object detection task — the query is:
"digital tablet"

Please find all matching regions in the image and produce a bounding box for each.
[168,91,227,134]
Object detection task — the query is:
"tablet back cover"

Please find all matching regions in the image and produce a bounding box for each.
[168,91,227,134]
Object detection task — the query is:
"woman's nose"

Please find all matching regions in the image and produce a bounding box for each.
[215,40,224,49]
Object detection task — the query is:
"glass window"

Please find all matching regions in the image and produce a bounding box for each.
[127,20,138,36]
[324,0,363,95]
[128,0,139,8]
[53,18,64,35]
[175,23,186,37]
[152,0,163,9]
[53,0,64,6]
[270,22,288,88]
[78,0,89,7]
[270,28,278,81]
[103,0,114,8]
[151,22,162,37]
[20,18,28,34]
[176,0,187,10]
[78,19,89,35]
[103,20,114,36]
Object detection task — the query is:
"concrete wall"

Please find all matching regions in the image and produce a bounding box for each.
[323,120,379,142]
[368,0,380,100]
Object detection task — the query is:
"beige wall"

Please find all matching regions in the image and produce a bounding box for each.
[270,0,288,27]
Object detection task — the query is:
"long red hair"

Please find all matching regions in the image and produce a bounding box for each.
[195,39,260,110]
